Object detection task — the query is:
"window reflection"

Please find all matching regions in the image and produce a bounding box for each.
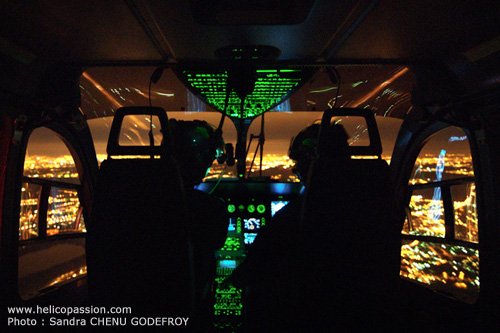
[118,115,163,146]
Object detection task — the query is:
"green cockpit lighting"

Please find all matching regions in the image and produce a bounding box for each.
[247,204,255,213]
[181,68,306,119]
[257,204,266,214]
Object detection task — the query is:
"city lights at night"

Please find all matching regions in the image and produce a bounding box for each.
[20,156,86,241]
[20,150,480,303]
[3,0,499,329]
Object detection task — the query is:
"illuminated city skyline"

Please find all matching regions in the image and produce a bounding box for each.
[20,153,480,304]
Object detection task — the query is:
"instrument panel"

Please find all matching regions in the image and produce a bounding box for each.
[196,181,303,329]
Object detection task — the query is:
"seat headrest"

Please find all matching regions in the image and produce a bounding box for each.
[319,108,383,158]
[107,106,171,157]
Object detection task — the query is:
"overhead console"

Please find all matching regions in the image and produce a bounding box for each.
[175,64,313,119]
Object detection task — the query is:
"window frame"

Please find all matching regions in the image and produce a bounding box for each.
[19,125,88,243]
[19,176,85,243]
[400,123,481,303]
[16,123,91,300]
[404,175,478,250]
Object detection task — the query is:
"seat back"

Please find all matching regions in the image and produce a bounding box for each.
[86,107,193,316]
[297,108,402,329]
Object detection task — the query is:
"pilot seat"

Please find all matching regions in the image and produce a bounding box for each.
[296,108,403,331]
[86,107,195,318]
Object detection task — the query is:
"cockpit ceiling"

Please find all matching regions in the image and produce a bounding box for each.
[2,1,499,64]
[80,64,413,120]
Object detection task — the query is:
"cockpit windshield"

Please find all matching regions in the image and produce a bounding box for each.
[80,64,413,118]
[83,64,411,180]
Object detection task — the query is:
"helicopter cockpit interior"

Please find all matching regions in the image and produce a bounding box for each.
[1,0,500,331]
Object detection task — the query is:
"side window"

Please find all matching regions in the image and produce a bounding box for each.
[18,127,87,300]
[401,126,479,303]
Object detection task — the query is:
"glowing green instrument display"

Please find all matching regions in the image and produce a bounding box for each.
[180,68,307,119]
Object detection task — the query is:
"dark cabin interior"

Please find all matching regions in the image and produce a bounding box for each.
[1,0,500,331]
